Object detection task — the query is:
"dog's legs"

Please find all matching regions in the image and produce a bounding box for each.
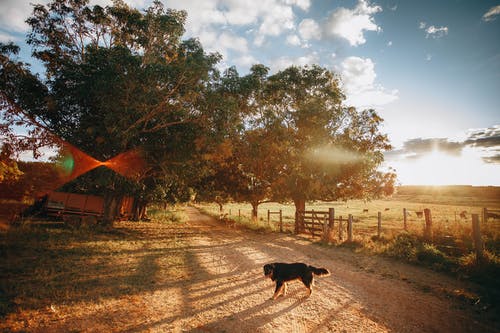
[283,282,288,295]
[301,274,314,297]
[272,280,285,300]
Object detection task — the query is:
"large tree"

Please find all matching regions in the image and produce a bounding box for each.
[1,0,221,222]
[238,65,395,230]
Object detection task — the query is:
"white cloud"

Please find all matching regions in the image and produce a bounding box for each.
[166,0,298,48]
[324,0,382,46]
[166,0,226,36]
[256,2,295,38]
[340,56,398,108]
[196,29,249,61]
[233,54,258,69]
[0,0,149,33]
[387,41,392,46]
[0,32,17,43]
[426,25,448,38]
[218,31,249,53]
[270,52,319,72]
[0,0,47,32]
[419,22,448,39]
[284,0,311,11]
[298,18,321,40]
[482,5,500,22]
[286,34,301,46]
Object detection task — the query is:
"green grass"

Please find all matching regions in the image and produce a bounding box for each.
[148,205,189,224]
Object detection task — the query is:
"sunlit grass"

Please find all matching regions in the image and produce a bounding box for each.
[195,197,500,296]
[0,209,189,324]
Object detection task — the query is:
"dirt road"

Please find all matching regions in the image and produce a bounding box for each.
[156,207,496,332]
[3,207,497,332]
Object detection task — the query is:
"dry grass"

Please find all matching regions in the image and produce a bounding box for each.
[198,199,499,242]
[196,194,500,293]
[1,204,498,331]
[0,207,190,329]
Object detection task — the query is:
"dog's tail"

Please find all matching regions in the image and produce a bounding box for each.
[309,266,330,276]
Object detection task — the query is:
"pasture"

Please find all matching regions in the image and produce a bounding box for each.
[198,197,500,242]
[196,186,500,286]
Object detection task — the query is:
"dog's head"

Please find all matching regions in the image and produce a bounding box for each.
[263,263,275,279]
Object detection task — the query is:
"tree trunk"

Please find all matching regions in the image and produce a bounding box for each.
[293,198,306,234]
[132,199,140,221]
[251,201,259,222]
[132,200,148,221]
[139,203,148,220]
[103,194,119,225]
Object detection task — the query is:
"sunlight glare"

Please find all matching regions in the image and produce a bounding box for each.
[390,147,499,186]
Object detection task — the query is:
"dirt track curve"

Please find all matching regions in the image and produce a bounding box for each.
[159,207,496,333]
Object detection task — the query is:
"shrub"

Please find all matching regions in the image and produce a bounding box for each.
[385,233,419,262]
[416,243,456,271]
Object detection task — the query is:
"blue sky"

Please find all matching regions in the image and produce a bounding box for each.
[1,0,499,186]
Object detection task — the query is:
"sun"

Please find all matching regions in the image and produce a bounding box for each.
[390,147,497,186]
[413,150,465,185]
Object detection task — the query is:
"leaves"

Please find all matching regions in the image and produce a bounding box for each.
[1,0,395,217]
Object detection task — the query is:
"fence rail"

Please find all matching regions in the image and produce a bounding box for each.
[296,207,498,263]
[211,204,498,264]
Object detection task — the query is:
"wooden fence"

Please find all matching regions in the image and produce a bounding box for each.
[295,208,356,242]
[221,204,498,263]
[293,207,499,263]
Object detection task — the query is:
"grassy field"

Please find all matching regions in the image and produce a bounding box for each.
[0,208,190,325]
[198,197,500,240]
[196,186,500,288]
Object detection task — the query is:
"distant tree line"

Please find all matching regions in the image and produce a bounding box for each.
[0,0,395,226]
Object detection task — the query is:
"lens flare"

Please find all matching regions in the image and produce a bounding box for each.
[102,149,147,180]
[53,143,146,188]
[59,154,75,176]
[56,143,102,184]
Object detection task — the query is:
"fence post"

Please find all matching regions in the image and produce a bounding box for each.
[267,210,270,226]
[279,209,283,233]
[424,208,432,240]
[348,214,353,242]
[482,208,488,223]
[472,214,484,263]
[328,208,335,228]
[295,211,299,234]
[403,208,407,231]
[311,209,315,239]
[339,216,343,241]
[327,208,335,241]
[322,213,329,242]
[239,209,241,218]
[377,212,382,238]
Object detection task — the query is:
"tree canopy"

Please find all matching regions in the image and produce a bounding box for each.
[0,0,395,225]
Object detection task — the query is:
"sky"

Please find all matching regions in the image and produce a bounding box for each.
[1,0,499,186]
